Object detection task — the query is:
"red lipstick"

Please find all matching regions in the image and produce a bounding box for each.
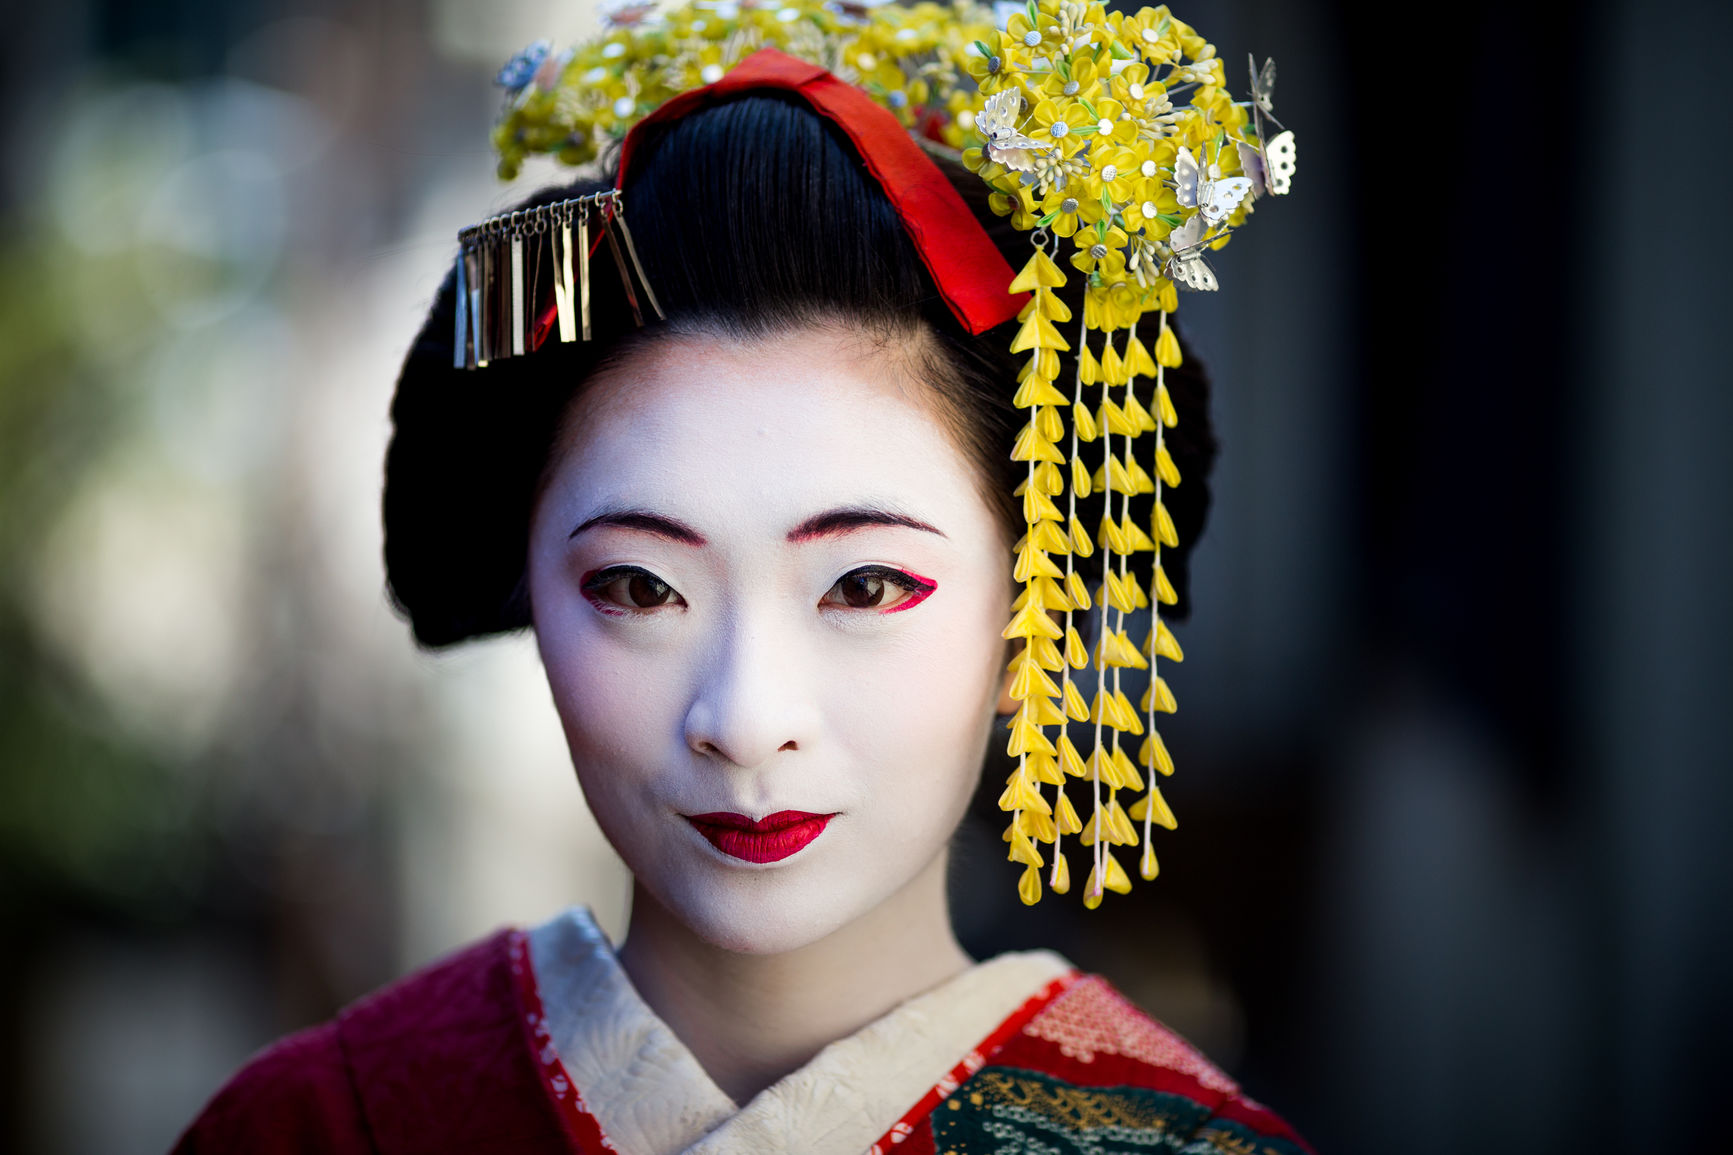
[685,810,835,863]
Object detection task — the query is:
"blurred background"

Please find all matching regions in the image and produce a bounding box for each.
[0,1,1726,1152]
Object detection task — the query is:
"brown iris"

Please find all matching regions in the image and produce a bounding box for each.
[820,566,932,611]
[831,571,888,609]
[624,573,674,607]
[581,566,680,610]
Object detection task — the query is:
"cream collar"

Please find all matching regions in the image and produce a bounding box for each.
[526,907,1071,1155]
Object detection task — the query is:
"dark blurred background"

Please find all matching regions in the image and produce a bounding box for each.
[2,1,1727,1152]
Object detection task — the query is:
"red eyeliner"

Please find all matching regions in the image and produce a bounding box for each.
[883,570,937,614]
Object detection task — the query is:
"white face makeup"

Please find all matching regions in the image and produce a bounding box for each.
[527,325,1012,956]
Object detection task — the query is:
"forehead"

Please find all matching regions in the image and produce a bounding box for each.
[543,327,987,529]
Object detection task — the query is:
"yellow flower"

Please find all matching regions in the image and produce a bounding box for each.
[1191,88,1250,137]
[1124,139,1177,204]
[1178,110,1213,149]
[966,30,1016,94]
[1107,61,1163,111]
[1039,183,1106,238]
[1090,144,1140,203]
[1120,7,1179,64]
[1083,98,1139,146]
[1069,222,1129,278]
[1038,49,1100,100]
[1005,9,1063,59]
[993,183,1041,231]
[1030,97,1094,157]
[962,145,993,175]
[1123,194,1171,238]
[1101,280,1147,329]
[1175,24,1213,62]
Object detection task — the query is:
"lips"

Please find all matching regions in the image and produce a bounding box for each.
[685,810,835,863]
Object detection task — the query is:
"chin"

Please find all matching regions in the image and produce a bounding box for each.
[651,868,882,956]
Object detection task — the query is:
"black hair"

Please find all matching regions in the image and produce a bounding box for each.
[383,93,1216,648]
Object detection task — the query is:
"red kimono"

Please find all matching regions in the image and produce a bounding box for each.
[174,927,1312,1154]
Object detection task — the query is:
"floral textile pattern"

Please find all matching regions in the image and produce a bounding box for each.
[485,0,1296,907]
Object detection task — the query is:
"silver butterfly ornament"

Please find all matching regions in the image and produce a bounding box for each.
[975,90,1047,173]
[1174,146,1254,224]
[1165,214,1218,292]
[1245,54,1297,196]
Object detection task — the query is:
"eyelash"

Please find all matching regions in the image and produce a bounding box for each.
[824,565,937,614]
[576,564,937,616]
[579,566,683,616]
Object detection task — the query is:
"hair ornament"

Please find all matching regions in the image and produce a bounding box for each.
[469,0,1296,907]
[452,190,663,368]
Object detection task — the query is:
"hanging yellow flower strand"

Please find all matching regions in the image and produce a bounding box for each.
[987,1,1294,907]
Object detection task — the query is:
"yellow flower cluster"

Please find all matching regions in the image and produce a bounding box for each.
[492,0,999,178]
[490,0,1291,906]
[966,1,1262,300]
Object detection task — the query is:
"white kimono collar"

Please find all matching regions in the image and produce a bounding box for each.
[527,907,1073,1155]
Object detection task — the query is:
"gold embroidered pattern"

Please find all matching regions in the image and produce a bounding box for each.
[931,1067,1307,1154]
[973,1068,1178,1131]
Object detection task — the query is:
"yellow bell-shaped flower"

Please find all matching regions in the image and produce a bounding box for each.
[1049,850,1072,894]
[1013,375,1069,408]
[1128,785,1178,831]
[1141,676,1177,714]
[1018,862,1043,905]
[1008,245,1070,293]
[1139,730,1174,776]
[1154,324,1183,367]
[1072,400,1099,442]
[1152,564,1178,605]
[1071,454,1093,497]
[1062,678,1089,722]
[1057,732,1087,779]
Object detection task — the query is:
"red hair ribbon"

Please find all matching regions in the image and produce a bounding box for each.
[531,49,1024,347]
[633,49,1027,336]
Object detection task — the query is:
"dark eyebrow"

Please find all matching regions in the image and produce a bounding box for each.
[786,507,947,543]
[568,510,708,546]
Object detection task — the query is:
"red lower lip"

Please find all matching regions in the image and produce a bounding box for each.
[685,810,835,863]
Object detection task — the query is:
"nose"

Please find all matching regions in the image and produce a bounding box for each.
[683,605,816,769]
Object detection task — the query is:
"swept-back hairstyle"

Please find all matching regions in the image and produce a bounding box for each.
[384,93,1216,648]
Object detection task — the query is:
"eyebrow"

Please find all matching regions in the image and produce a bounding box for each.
[567,505,945,546]
[568,510,708,545]
[785,507,946,543]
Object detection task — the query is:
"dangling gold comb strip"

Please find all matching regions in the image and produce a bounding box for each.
[453,189,664,370]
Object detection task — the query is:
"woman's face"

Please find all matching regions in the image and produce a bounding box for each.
[527,325,1012,955]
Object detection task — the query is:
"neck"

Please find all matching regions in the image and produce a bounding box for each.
[615,851,972,1105]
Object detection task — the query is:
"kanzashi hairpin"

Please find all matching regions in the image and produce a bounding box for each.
[453,190,662,369]
[464,0,1297,908]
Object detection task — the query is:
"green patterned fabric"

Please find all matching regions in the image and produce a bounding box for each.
[931,1066,1308,1155]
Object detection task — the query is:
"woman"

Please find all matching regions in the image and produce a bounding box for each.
[176,4,1310,1151]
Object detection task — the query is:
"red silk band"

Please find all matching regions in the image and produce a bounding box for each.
[618,48,1024,336]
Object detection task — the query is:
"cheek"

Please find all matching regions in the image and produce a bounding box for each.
[531,577,685,811]
[825,577,1008,815]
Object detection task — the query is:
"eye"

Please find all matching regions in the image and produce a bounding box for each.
[820,566,937,613]
[581,566,685,613]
